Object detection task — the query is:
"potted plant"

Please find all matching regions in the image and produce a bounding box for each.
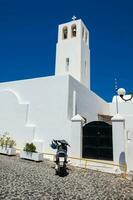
[0,133,16,155]
[20,143,43,161]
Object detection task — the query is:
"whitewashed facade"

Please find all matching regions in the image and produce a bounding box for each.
[0,19,133,173]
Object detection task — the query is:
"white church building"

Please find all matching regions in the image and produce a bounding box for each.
[0,18,133,173]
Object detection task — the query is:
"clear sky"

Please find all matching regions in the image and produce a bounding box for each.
[0,0,133,101]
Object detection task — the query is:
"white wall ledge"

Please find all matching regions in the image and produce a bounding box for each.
[111,114,125,121]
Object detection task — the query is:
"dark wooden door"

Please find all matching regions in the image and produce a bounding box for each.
[83,121,113,161]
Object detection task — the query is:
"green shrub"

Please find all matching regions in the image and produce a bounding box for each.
[0,134,16,148]
[0,137,5,147]
[23,143,36,153]
[8,139,16,148]
[4,137,11,147]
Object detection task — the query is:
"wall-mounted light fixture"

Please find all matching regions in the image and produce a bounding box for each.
[117,88,133,102]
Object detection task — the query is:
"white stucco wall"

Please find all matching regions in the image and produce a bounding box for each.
[68,75,110,122]
[110,101,133,132]
[0,76,71,152]
[67,76,110,157]
[110,97,133,172]
[0,73,132,172]
[0,75,109,157]
[126,130,133,171]
[0,90,35,148]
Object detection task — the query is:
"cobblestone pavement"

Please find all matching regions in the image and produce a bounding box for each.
[0,155,133,200]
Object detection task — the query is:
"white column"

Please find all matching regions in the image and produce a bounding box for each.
[126,130,133,172]
[71,114,85,158]
[111,114,126,166]
[72,90,77,116]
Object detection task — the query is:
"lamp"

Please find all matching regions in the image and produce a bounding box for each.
[117,88,133,102]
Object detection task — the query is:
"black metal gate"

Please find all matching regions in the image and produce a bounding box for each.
[83,121,113,161]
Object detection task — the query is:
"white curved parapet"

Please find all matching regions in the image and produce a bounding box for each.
[0,90,36,149]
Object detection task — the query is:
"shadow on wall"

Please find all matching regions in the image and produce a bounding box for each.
[119,152,127,171]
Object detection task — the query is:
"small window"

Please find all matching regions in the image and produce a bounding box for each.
[85,32,88,43]
[82,27,84,40]
[66,58,69,72]
[85,61,87,76]
[71,24,77,37]
[63,27,68,39]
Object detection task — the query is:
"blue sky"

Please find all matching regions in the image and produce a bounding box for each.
[0,0,133,101]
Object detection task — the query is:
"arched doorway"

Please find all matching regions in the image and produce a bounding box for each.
[83,121,113,161]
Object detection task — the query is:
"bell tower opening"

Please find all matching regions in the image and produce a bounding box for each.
[62,26,68,39]
[71,24,77,37]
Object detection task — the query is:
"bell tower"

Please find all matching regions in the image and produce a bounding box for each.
[55,18,90,89]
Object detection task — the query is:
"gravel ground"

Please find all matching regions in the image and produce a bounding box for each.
[0,155,133,200]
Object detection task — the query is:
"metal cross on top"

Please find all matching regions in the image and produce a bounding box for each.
[72,16,77,21]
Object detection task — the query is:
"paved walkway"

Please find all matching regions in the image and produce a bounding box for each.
[0,154,133,200]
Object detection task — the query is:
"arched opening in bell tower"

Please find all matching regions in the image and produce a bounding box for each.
[62,26,68,39]
[71,24,77,37]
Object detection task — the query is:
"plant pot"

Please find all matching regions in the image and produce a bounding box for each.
[20,151,43,161]
[0,146,16,155]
